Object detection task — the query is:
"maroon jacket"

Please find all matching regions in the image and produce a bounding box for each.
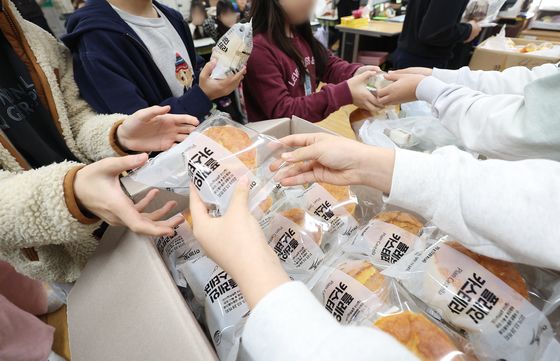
[243,33,361,122]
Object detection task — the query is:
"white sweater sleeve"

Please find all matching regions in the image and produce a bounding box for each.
[386,147,560,271]
[432,64,559,95]
[416,75,560,161]
[242,282,418,361]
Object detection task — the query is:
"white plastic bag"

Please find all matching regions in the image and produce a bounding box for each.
[211,21,253,80]
[383,241,560,361]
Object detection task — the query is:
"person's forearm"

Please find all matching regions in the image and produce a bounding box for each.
[433,64,560,95]
[386,146,560,271]
[231,246,290,309]
[356,146,396,194]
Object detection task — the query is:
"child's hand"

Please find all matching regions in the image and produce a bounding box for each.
[347,70,383,114]
[390,67,433,76]
[199,59,246,100]
[74,154,182,237]
[376,73,426,105]
[117,105,199,152]
[189,178,290,308]
[354,65,381,76]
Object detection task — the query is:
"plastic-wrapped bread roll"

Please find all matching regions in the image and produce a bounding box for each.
[202,125,257,169]
[311,258,390,325]
[447,241,529,299]
[281,208,323,246]
[375,311,471,361]
[347,210,425,268]
[211,21,253,79]
[319,183,356,215]
[375,211,423,235]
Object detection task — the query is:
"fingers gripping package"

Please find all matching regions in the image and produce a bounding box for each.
[345,209,428,268]
[211,21,253,80]
[382,240,560,361]
[126,113,286,217]
[155,213,248,361]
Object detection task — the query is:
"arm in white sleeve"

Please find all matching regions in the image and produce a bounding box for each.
[432,63,559,95]
[387,147,560,271]
[242,282,418,361]
[416,74,560,161]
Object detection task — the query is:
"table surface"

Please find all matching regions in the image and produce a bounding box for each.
[336,20,403,37]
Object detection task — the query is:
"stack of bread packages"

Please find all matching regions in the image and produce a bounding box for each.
[126,113,560,361]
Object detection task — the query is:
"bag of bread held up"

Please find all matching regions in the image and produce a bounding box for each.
[382,240,560,361]
[211,20,253,80]
[126,112,287,217]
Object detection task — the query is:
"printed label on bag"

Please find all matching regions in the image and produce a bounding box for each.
[184,132,257,212]
[349,220,419,267]
[313,264,385,325]
[300,184,359,242]
[212,22,253,79]
[204,269,249,360]
[155,221,202,287]
[383,243,558,361]
[260,213,325,275]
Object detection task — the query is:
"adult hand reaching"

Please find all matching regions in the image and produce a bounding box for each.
[116,105,199,152]
[190,177,290,308]
[271,133,396,194]
[74,153,182,237]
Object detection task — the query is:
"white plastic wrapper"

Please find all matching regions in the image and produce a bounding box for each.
[203,267,249,361]
[294,183,360,251]
[383,241,560,361]
[462,0,506,25]
[211,21,253,80]
[259,200,328,282]
[345,211,427,269]
[126,113,286,217]
[309,254,392,325]
[358,116,461,152]
[155,216,202,288]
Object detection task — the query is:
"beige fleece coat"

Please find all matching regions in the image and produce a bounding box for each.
[0,0,127,282]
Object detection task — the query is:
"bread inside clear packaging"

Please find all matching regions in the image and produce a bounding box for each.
[211,21,253,80]
[382,239,560,361]
[125,112,288,217]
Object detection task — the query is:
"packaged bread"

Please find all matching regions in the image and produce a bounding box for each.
[382,241,560,361]
[447,241,529,299]
[291,182,361,253]
[375,311,472,361]
[346,210,425,268]
[310,256,390,325]
[259,201,327,282]
[211,21,253,80]
[126,113,286,216]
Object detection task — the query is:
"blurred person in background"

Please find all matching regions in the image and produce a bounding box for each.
[189,1,208,39]
[394,0,481,69]
[203,0,238,41]
[232,0,250,22]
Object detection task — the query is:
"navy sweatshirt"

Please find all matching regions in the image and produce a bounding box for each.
[398,0,472,61]
[62,0,212,119]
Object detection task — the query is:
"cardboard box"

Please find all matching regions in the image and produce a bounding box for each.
[67,117,335,361]
[469,37,560,71]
